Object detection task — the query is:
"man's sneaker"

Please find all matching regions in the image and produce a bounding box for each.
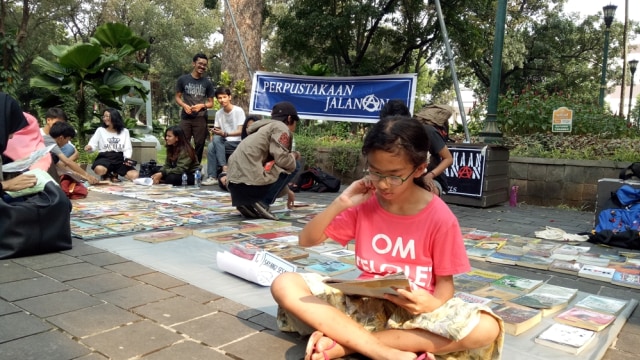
[201,177,218,186]
[237,205,259,218]
[251,202,278,220]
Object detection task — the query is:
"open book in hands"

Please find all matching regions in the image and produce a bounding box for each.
[323,272,411,298]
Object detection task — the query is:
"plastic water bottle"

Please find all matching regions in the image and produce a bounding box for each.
[194,169,201,188]
[181,172,188,188]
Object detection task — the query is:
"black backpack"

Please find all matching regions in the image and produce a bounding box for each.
[294,167,341,193]
[620,162,640,181]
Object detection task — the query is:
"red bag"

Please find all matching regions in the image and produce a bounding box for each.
[59,174,88,199]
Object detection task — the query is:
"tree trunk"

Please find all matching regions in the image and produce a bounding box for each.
[221,0,264,112]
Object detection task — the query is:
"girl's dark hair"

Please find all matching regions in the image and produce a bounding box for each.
[103,108,126,134]
[362,115,431,190]
[165,125,196,163]
[242,114,262,139]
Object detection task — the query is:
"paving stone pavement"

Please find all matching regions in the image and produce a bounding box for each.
[0,189,638,360]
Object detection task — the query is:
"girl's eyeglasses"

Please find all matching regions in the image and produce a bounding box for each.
[364,167,418,186]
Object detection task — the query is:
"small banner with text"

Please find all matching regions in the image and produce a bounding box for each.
[250,71,417,123]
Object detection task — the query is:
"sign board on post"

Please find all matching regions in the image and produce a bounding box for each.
[552,107,573,133]
[444,147,486,197]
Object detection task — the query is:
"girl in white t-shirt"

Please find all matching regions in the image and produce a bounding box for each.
[84,109,139,182]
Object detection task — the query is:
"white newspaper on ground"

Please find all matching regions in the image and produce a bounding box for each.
[3,144,55,173]
[216,250,296,286]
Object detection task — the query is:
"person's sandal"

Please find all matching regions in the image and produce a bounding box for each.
[110,173,122,183]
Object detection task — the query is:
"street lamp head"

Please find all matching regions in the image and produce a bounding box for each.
[629,59,639,75]
[602,4,617,28]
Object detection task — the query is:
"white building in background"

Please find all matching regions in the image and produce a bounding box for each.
[447,86,477,126]
[605,43,640,118]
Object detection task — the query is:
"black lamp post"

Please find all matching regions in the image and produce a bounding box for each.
[628,59,638,123]
[599,4,617,107]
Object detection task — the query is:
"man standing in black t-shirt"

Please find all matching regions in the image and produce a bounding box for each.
[175,53,215,162]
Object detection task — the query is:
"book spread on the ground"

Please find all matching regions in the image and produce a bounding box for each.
[465,247,495,261]
[457,269,506,283]
[486,245,525,265]
[574,294,628,315]
[509,283,578,316]
[132,230,187,243]
[611,271,640,289]
[554,306,616,332]
[548,259,582,275]
[216,250,296,286]
[578,265,616,282]
[490,302,542,336]
[323,272,409,298]
[471,286,520,303]
[491,275,543,294]
[576,254,610,267]
[453,276,490,293]
[305,260,356,276]
[534,323,596,355]
[454,291,492,305]
[515,254,554,270]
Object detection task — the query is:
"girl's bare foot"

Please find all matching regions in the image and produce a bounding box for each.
[305,331,338,360]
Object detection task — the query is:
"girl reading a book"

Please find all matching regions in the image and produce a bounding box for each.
[271,116,503,360]
[150,126,200,186]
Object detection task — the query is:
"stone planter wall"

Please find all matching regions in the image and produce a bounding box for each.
[509,157,631,211]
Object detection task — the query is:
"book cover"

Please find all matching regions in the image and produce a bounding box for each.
[515,254,554,270]
[491,275,543,294]
[553,245,591,255]
[323,272,410,298]
[193,226,240,238]
[454,291,492,305]
[486,246,524,265]
[132,230,186,243]
[306,242,345,254]
[268,246,310,261]
[611,271,640,289]
[609,262,640,275]
[471,286,520,303]
[465,247,496,261]
[534,323,596,354]
[509,283,577,316]
[578,265,616,282]
[522,242,559,257]
[554,306,616,331]
[206,232,256,243]
[576,254,610,267]
[453,276,491,293]
[457,269,506,283]
[474,240,506,250]
[490,302,542,336]
[574,294,628,315]
[548,259,582,275]
[305,260,356,276]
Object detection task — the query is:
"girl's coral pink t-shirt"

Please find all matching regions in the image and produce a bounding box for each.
[325,195,470,293]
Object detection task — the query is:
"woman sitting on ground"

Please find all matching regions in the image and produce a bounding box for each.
[150,126,200,186]
[84,108,139,182]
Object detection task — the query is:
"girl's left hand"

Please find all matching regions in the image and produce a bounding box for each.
[150,172,162,185]
[384,286,441,314]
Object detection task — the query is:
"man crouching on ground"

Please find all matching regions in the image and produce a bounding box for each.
[226,101,301,220]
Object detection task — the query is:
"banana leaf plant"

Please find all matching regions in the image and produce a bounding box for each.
[30,22,150,144]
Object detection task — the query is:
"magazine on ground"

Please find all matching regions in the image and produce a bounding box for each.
[323,272,410,298]
[534,323,596,355]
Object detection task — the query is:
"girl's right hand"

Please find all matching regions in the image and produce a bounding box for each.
[84,145,92,151]
[337,178,375,208]
[150,172,162,184]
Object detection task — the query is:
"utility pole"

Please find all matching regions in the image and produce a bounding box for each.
[619,0,629,117]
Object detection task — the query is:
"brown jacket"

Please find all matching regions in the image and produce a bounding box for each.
[227,120,296,186]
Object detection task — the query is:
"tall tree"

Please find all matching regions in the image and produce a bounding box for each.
[215,0,264,111]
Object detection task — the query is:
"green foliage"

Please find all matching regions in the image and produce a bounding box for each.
[329,143,362,174]
[294,120,364,169]
[30,22,150,144]
[504,134,640,162]
[0,36,24,97]
[497,84,631,137]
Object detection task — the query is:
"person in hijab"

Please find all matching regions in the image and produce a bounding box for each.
[0,93,38,194]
